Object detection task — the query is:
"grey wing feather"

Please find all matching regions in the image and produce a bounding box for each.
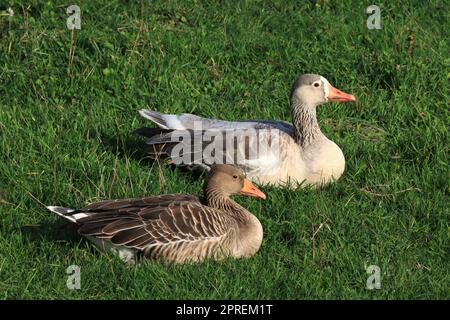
[140,127,291,176]
[139,109,293,135]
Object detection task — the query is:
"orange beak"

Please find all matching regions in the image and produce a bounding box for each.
[240,179,266,200]
[327,83,356,102]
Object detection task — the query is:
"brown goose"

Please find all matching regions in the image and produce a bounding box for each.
[46,165,266,264]
[137,74,356,188]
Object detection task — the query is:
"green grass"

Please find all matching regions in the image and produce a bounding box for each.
[0,0,448,299]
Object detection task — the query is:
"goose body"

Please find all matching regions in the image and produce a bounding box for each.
[253,134,345,187]
[137,74,355,188]
[47,165,265,264]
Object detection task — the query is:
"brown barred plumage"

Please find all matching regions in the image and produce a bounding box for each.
[47,165,265,264]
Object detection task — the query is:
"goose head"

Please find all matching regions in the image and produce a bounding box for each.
[290,74,356,107]
[205,165,266,200]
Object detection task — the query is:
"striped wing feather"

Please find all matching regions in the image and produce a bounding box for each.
[76,199,236,263]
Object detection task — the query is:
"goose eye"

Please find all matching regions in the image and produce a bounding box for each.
[233,175,238,179]
[313,82,320,88]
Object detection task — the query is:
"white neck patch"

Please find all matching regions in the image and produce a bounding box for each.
[320,76,330,100]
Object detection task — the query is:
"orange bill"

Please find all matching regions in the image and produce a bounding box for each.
[327,83,356,102]
[240,179,266,200]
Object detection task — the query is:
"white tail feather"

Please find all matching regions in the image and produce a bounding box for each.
[139,109,188,130]
[139,109,170,129]
[46,206,88,223]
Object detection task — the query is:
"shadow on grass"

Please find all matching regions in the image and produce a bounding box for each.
[99,130,206,183]
[20,221,105,256]
[100,131,150,166]
[19,222,112,263]
[20,221,80,244]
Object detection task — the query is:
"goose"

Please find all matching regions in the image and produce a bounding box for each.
[137,74,356,188]
[46,165,266,264]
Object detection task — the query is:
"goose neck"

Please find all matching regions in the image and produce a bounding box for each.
[203,188,250,221]
[291,98,323,147]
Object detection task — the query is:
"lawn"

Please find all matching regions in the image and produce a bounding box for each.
[0,0,448,299]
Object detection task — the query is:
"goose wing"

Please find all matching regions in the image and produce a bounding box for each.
[139,109,294,135]
[80,194,200,211]
[137,109,295,176]
[75,199,236,262]
[138,127,292,177]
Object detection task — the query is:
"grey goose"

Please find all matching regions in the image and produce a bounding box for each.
[47,165,266,264]
[137,74,356,189]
